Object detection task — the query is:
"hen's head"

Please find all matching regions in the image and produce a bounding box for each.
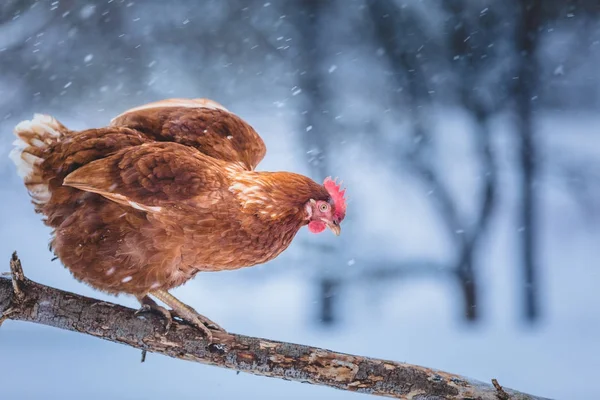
[305,177,347,236]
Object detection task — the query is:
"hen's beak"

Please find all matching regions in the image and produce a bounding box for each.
[327,221,341,236]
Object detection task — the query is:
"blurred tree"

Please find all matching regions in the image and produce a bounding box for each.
[290,0,340,325]
[513,0,542,321]
[366,0,504,321]
[439,0,509,321]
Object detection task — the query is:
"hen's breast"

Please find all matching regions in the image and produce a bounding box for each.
[176,206,304,272]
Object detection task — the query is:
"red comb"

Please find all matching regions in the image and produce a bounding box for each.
[323,176,347,220]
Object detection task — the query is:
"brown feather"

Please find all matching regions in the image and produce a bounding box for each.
[111,102,266,170]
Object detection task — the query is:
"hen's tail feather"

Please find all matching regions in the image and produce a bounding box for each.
[9,113,67,205]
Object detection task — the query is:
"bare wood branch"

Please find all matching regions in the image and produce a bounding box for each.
[0,253,550,400]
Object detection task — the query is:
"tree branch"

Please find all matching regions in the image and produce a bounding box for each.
[0,253,549,400]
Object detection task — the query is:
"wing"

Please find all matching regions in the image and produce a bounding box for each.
[110,98,266,171]
[62,142,228,212]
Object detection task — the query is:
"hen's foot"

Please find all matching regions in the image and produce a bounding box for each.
[171,303,224,331]
[135,295,173,333]
[149,289,225,343]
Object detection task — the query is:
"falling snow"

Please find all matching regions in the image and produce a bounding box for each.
[1,2,599,400]
[80,5,95,19]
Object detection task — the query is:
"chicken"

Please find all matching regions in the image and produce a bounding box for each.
[9,98,347,341]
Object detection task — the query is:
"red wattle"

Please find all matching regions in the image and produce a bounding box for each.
[308,221,326,233]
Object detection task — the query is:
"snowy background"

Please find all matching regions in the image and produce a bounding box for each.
[1,1,600,399]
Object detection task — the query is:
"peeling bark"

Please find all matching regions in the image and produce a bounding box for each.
[0,253,550,400]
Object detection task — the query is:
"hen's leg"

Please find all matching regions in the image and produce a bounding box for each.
[149,289,224,342]
[135,295,173,333]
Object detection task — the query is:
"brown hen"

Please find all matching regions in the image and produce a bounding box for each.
[9,98,346,341]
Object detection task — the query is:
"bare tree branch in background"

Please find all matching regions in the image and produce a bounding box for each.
[440,0,510,322]
[367,0,595,324]
[0,253,551,400]
[366,0,503,321]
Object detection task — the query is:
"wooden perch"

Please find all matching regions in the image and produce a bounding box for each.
[0,252,549,400]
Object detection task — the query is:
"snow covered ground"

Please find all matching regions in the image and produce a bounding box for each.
[0,109,599,399]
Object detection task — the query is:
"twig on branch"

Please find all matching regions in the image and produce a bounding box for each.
[0,252,27,327]
[0,253,550,400]
[493,378,511,400]
[9,252,25,301]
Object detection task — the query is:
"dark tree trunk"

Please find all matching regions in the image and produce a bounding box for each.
[294,1,338,325]
[456,235,478,321]
[458,267,478,321]
[514,0,542,322]
[319,278,339,325]
[295,0,328,173]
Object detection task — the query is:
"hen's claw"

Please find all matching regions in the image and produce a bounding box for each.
[136,295,173,333]
[170,307,216,342]
[171,305,225,332]
[149,289,225,343]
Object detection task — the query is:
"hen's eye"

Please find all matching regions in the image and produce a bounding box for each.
[319,203,329,212]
